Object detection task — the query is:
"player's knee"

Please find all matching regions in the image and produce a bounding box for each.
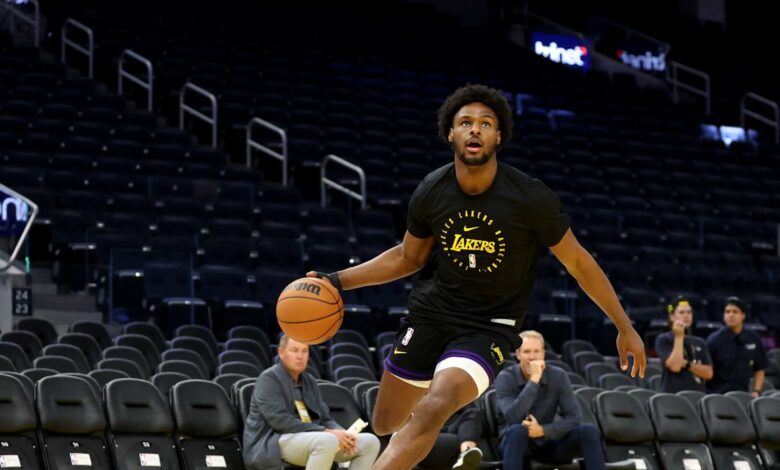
[413,394,459,431]
[372,411,404,436]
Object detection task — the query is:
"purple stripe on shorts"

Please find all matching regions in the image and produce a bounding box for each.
[384,357,433,381]
[439,349,496,383]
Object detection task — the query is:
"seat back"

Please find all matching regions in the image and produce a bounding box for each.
[22,367,57,384]
[158,359,206,380]
[584,362,618,387]
[0,374,44,468]
[1,331,43,360]
[224,338,270,370]
[318,382,364,427]
[573,350,605,375]
[238,382,255,423]
[700,394,762,469]
[171,380,244,469]
[88,369,130,389]
[58,332,102,367]
[217,349,262,370]
[151,372,190,402]
[161,348,209,377]
[0,371,34,397]
[43,344,91,373]
[216,361,260,377]
[214,373,248,397]
[65,373,101,400]
[170,336,215,373]
[98,358,146,379]
[677,390,706,412]
[594,391,661,470]
[70,321,112,350]
[16,317,58,346]
[0,341,32,371]
[599,372,635,390]
[725,391,753,414]
[104,345,152,376]
[33,355,79,374]
[649,393,713,470]
[114,334,161,371]
[105,378,181,470]
[562,339,597,366]
[628,388,656,410]
[37,375,113,469]
[175,324,219,356]
[751,397,780,448]
[122,322,167,354]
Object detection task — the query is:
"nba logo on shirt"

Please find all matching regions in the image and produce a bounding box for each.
[402,328,414,346]
[468,254,476,268]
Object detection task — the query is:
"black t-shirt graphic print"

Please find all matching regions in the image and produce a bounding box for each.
[405,162,570,340]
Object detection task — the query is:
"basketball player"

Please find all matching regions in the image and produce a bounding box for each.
[309,84,646,470]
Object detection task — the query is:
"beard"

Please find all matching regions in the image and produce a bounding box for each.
[456,146,495,166]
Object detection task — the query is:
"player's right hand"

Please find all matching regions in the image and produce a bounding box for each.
[617,327,647,378]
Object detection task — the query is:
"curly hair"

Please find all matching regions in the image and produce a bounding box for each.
[437,84,513,149]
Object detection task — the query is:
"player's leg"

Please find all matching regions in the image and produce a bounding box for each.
[372,322,442,436]
[371,370,428,436]
[372,366,479,470]
[372,332,513,470]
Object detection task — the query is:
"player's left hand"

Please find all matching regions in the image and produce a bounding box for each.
[616,327,647,378]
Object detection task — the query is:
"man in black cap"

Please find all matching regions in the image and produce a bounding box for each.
[706,297,769,396]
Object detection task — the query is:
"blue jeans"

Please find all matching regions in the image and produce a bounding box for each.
[499,423,606,470]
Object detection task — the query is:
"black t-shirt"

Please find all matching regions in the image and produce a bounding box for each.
[655,331,712,393]
[406,162,570,339]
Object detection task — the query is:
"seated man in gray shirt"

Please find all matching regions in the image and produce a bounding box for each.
[243,335,380,470]
[495,330,606,470]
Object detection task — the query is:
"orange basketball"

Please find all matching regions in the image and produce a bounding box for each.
[276,277,344,345]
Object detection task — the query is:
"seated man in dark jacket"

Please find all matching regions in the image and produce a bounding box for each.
[495,330,606,470]
[243,335,380,470]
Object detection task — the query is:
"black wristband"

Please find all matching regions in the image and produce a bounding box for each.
[328,271,342,290]
[313,271,342,290]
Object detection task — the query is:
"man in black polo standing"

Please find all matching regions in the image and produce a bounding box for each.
[707,297,769,397]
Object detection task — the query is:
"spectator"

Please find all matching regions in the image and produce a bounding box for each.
[495,330,606,470]
[243,335,380,470]
[655,296,713,393]
[707,297,768,396]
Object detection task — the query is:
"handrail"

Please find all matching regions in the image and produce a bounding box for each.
[118,49,153,112]
[667,61,710,116]
[0,184,39,272]
[247,117,288,186]
[179,82,217,148]
[321,154,366,209]
[0,0,40,47]
[741,92,779,144]
[61,18,93,78]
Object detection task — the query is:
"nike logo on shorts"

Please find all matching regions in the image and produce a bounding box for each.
[394,348,407,355]
[463,226,479,232]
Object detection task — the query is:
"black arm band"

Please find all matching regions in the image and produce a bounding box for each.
[313,271,342,290]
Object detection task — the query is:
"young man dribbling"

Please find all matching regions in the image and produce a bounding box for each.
[310,84,646,470]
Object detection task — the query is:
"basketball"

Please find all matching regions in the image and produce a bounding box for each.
[276,277,344,344]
